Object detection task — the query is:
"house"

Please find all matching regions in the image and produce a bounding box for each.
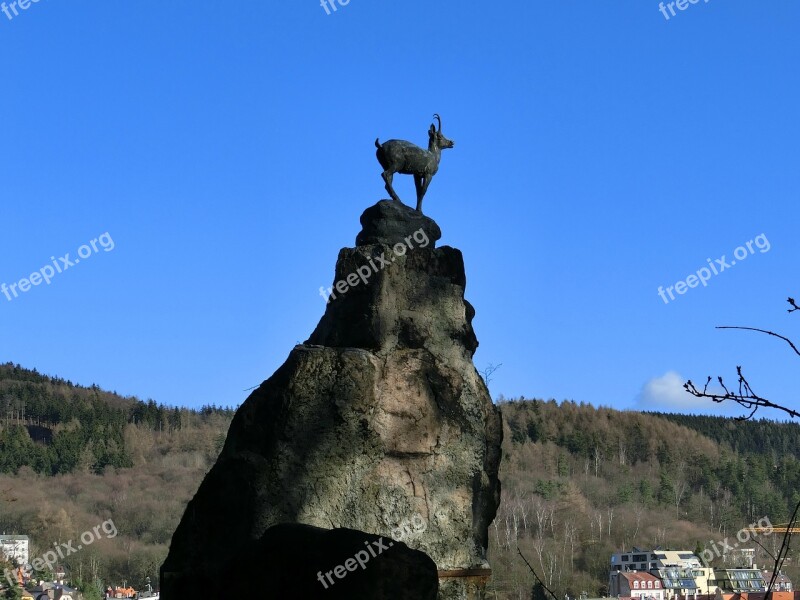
[609,571,665,600]
[760,569,792,591]
[28,582,77,600]
[712,568,766,592]
[0,535,29,566]
[610,548,717,598]
[611,548,703,573]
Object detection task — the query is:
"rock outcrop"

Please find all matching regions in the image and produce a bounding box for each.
[161,200,502,599]
[177,523,439,599]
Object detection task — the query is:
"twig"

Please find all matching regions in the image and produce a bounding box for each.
[480,363,503,387]
[765,498,800,598]
[517,548,559,600]
[685,296,799,596]
[716,326,800,358]
[684,367,800,421]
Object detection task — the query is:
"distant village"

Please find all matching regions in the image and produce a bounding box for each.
[607,548,792,599]
[0,534,158,600]
[5,532,799,599]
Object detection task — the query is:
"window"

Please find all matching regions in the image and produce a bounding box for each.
[622,555,629,562]
[648,581,653,589]
[634,581,639,589]
[655,582,660,588]
[641,564,647,570]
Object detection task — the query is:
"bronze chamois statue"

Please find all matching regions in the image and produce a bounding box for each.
[375,114,454,214]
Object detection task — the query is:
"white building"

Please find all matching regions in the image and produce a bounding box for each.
[611,548,702,572]
[0,534,30,566]
[610,548,714,599]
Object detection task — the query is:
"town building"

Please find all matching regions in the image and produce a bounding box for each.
[609,548,792,597]
[711,568,766,593]
[0,534,29,566]
[611,549,703,573]
[609,571,665,600]
[761,570,793,592]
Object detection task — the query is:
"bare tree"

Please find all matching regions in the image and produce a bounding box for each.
[593,445,602,477]
[685,296,799,597]
[480,363,503,388]
[685,297,800,420]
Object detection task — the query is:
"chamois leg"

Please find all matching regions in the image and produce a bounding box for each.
[382,171,401,203]
[415,175,431,213]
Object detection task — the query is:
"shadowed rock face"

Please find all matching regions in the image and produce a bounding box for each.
[171,523,439,599]
[161,201,502,599]
[355,198,442,246]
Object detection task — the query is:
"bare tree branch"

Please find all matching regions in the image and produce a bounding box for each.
[518,548,559,600]
[684,367,800,421]
[716,326,800,358]
[685,296,798,597]
[480,363,503,387]
[765,500,800,598]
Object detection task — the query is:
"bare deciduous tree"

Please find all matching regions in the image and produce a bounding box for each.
[685,296,799,597]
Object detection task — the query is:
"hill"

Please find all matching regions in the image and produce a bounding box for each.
[2,364,798,599]
[0,363,234,598]
[486,398,800,598]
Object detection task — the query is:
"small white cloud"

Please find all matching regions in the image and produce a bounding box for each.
[635,371,729,414]
[638,371,688,407]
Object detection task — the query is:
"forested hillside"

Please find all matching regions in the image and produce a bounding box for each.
[0,363,234,598]
[2,365,798,600]
[487,398,800,599]
[0,362,234,475]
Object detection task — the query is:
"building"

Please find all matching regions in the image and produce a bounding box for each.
[611,549,704,573]
[651,565,705,598]
[0,535,29,566]
[610,548,728,597]
[609,571,665,600]
[712,568,766,592]
[761,570,792,591]
[609,548,794,597]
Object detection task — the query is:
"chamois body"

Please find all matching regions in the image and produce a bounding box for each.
[375,114,454,213]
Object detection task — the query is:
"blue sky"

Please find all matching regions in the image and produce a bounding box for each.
[1,1,798,416]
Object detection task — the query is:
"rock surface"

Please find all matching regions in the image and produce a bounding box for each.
[356,198,442,246]
[161,201,502,599]
[174,523,439,599]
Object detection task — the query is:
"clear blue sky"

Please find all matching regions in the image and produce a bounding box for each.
[2,1,798,416]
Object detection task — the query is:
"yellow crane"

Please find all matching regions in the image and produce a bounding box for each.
[751,523,800,534]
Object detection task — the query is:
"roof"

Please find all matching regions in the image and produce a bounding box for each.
[620,572,660,583]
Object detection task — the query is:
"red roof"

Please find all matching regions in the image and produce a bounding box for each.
[621,572,660,583]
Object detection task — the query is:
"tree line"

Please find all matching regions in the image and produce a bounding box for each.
[487,398,800,598]
[0,362,235,476]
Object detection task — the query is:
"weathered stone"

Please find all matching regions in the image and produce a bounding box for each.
[161,205,502,600]
[356,199,442,246]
